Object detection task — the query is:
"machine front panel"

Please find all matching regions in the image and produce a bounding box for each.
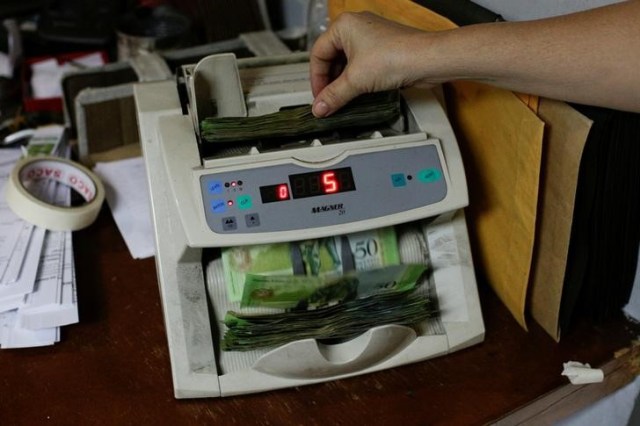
[199,143,447,234]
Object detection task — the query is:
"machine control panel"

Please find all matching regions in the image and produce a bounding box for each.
[200,143,447,234]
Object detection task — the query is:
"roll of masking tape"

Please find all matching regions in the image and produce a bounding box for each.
[5,156,105,231]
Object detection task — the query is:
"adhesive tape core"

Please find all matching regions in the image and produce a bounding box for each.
[5,156,105,231]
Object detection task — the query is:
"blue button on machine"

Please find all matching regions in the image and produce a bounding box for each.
[208,180,224,194]
[391,173,407,187]
[211,199,226,213]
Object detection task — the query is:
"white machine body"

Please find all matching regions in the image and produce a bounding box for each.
[134,53,484,398]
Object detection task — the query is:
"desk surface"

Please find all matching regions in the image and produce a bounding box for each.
[1,208,638,425]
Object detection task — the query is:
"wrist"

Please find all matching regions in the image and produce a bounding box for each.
[404,29,470,87]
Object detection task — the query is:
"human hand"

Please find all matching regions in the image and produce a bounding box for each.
[309,12,442,117]
[312,3,640,116]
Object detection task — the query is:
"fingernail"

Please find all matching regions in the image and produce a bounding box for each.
[313,101,330,117]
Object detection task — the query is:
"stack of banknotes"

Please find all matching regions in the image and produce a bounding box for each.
[199,91,401,143]
[211,225,438,351]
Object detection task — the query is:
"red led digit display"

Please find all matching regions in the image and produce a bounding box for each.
[322,171,338,193]
[277,184,289,200]
[259,183,291,203]
[289,167,356,199]
[260,168,355,202]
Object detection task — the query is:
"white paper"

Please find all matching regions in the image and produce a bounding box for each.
[0,177,50,302]
[30,53,105,99]
[0,149,21,165]
[0,226,45,308]
[0,220,24,280]
[0,310,58,348]
[18,179,77,329]
[0,52,12,78]
[1,223,35,285]
[562,361,605,385]
[0,159,44,303]
[623,248,640,321]
[25,124,65,157]
[0,140,79,348]
[21,230,78,330]
[426,219,469,322]
[0,158,27,279]
[94,157,155,259]
[0,294,24,313]
[30,58,63,99]
[20,230,64,314]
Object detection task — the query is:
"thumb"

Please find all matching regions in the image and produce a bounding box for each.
[311,74,362,118]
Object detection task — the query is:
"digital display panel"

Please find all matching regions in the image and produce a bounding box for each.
[289,167,356,199]
[259,183,291,203]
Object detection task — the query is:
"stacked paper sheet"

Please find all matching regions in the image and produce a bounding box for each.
[0,127,78,348]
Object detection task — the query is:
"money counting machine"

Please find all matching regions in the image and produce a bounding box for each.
[134,52,484,398]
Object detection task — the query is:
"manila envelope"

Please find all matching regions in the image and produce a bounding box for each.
[530,99,592,340]
[329,0,545,329]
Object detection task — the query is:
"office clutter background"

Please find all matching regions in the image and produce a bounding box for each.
[0,0,638,422]
[0,0,305,348]
[0,0,637,351]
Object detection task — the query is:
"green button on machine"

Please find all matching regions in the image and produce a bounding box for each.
[418,168,442,183]
[237,195,253,210]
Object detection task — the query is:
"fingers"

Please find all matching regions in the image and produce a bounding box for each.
[309,52,335,99]
[312,73,362,117]
[309,11,411,117]
[309,23,344,98]
[309,13,365,117]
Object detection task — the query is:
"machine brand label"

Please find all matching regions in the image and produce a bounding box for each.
[311,203,344,214]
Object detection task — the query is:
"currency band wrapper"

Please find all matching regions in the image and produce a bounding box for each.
[134,53,485,398]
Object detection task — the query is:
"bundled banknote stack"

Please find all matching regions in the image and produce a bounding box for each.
[200,91,401,143]
[212,226,438,351]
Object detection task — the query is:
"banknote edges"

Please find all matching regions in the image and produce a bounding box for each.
[222,264,438,351]
[240,263,428,309]
[200,90,401,143]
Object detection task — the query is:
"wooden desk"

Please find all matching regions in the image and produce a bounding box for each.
[1,207,638,425]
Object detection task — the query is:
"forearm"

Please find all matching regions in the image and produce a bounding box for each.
[310,1,640,116]
[418,0,640,112]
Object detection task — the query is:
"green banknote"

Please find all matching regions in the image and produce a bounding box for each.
[222,265,436,351]
[222,227,400,301]
[240,263,427,309]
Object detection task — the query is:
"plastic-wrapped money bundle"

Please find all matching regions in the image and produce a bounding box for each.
[222,226,401,302]
[209,224,437,351]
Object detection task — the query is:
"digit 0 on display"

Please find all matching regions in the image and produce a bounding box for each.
[289,167,356,199]
[259,183,291,203]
